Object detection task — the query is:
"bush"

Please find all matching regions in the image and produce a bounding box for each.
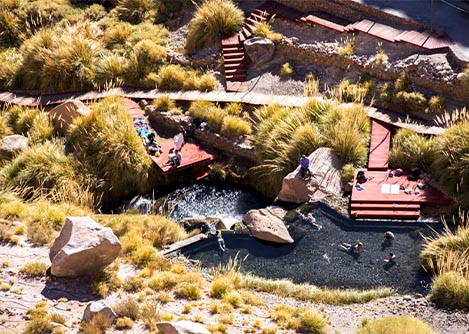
[429,271,469,309]
[331,80,374,104]
[388,128,435,171]
[357,316,434,334]
[431,121,469,206]
[185,0,244,53]
[338,39,354,57]
[341,164,355,184]
[116,317,134,329]
[152,95,176,111]
[114,0,159,24]
[0,48,21,90]
[375,45,388,64]
[126,39,166,84]
[304,73,319,97]
[81,313,112,334]
[210,277,232,298]
[223,291,242,307]
[174,282,202,300]
[394,71,410,91]
[4,106,54,143]
[270,305,328,334]
[67,97,153,205]
[114,298,140,320]
[0,140,95,207]
[220,115,252,138]
[253,21,282,42]
[20,262,47,277]
[280,63,293,76]
[392,91,427,114]
[154,64,216,91]
[85,4,107,21]
[428,96,444,112]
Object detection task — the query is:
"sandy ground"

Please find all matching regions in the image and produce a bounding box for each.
[1,240,468,334]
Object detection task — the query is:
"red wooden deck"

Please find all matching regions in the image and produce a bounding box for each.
[151,141,214,174]
[121,97,145,119]
[368,119,391,171]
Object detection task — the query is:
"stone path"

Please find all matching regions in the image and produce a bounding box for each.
[0,88,444,135]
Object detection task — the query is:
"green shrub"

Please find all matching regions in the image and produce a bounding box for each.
[432,121,469,206]
[152,95,176,111]
[126,39,166,85]
[220,115,252,138]
[392,91,427,114]
[4,106,54,143]
[375,45,388,64]
[338,39,354,57]
[0,48,21,90]
[154,64,216,91]
[94,53,127,87]
[394,71,410,91]
[357,316,434,334]
[429,271,469,309]
[114,0,159,24]
[185,0,244,53]
[67,97,153,205]
[389,128,435,171]
[0,140,95,207]
[253,21,282,42]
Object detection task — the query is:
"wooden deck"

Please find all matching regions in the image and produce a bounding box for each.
[151,140,214,174]
[368,119,392,171]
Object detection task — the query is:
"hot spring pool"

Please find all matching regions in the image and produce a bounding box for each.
[180,204,435,294]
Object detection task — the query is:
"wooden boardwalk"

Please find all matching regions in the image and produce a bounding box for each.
[368,119,392,171]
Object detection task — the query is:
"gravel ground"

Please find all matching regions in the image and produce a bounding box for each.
[1,240,468,334]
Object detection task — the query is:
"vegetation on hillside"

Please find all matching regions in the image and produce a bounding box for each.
[356,316,435,334]
[0,0,217,92]
[185,0,244,53]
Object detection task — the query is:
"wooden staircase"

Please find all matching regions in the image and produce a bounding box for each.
[221,10,269,92]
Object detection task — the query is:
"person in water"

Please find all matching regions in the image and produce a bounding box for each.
[216,230,226,252]
[340,241,363,253]
[296,210,322,230]
[385,252,396,263]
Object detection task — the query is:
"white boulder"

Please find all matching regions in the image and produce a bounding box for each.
[82,300,117,324]
[243,207,293,244]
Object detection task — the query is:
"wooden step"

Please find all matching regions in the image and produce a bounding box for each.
[247,17,261,26]
[225,68,246,75]
[226,74,246,81]
[223,46,243,53]
[225,63,245,70]
[245,23,256,33]
[224,52,245,59]
[351,209,420,219]
[224,56,244,64]
[351,203,420,210]
[251,13,267,21]
[253,9,270,18]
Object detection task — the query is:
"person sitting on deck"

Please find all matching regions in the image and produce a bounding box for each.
[356,170,368,184]
[299,155,311,179]
[167,148,178,167]
[175,149,182,166]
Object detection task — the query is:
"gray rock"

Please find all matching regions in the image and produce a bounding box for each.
[0,135,28,158]
[49,217,121,277]
[243,207,293,244]
[244,38,275,67]
[82,300,116,323]
[277,147,342,204]
[157,321,210,334]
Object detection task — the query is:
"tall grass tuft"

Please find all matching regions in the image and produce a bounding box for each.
[185,0,244,53]
[67,97,153,205]
[357,316,435,334]
[431,121,469,206]
[114,0,159,24]
[389,128,435,171]
[253,21,282,42]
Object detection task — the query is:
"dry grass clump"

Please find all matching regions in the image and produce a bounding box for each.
[114,298,140,320]
[188,101,252,137]
[280,63,293,76]
[341,164,356,184]
[428,96,444,113]
[152,95,176,111]
[210,276,233,298]
[81,313,112,334]
[67,97,153,205]
[152,64,217,91]
[393,91,427,114]
[330,80,374,104]
[223,291,242,307]
[209,302,234,314]
[174,282,202,300]
[123,275,145,292]
[90,264,123,298]
[389,128,435,171]
[338,38,354,57]
[374,44,388,64]
[114,0,159,24]
[4,105,54,143]
[253,21,282,42]
[0,48,22,90]
[304,73,320,97]
[429,271,469,309]
[431,121,469,205]
[20,262,47,277]
[356,316,435,334]
[115,317,134,329]
[0,140,95,208]
[24,301,62,334]
[185,0,244,53]
[271,304,328,333]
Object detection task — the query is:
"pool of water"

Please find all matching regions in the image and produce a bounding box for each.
[181,204,434,294]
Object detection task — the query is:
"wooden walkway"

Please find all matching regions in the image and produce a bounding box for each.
[0,89,444,135]
[368,119,392,171]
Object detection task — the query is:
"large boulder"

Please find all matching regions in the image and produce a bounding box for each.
[49,216,121,278]
[49,100,91,135]
[82,300,117,324]
[0,135,28,158]
[157,321,211,334]
[244,38,275,67]
[243,207,293,244]
[277,147,342,204]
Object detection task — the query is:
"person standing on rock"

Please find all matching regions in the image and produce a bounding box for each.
[299,155,311,179]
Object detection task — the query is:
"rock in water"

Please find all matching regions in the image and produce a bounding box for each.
[157,321,211,334]
[49,216,121,277]
[243,207,293,244]
[277,147,342,204]
[82,300,117,323]
[49,100,91,135]
[0,135,28,158]
[244,38,275,67]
